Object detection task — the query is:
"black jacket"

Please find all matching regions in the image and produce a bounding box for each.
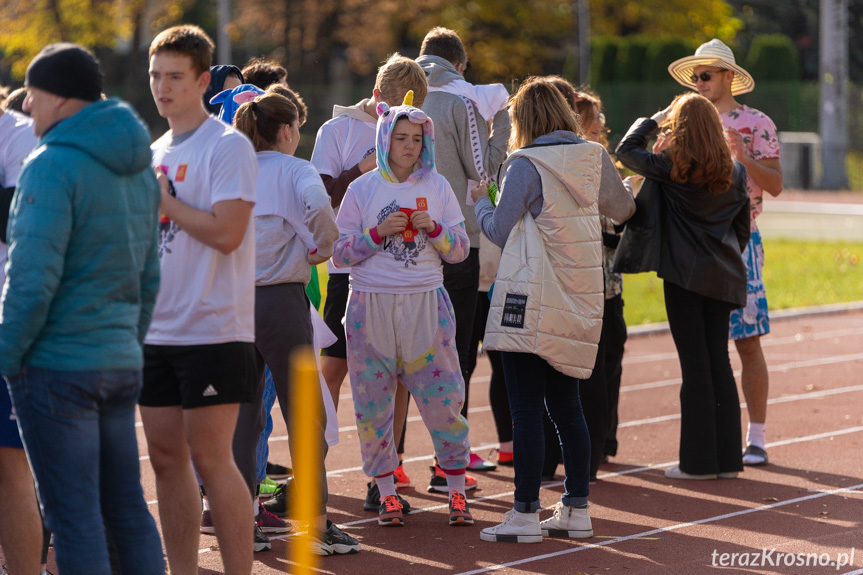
[615,118,750,307]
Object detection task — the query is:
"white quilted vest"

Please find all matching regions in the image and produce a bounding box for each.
[483,142,604,379]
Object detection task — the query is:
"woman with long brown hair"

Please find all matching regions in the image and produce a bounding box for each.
[616,92,750,480]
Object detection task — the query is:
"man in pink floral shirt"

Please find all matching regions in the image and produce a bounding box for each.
[669,39,783,467]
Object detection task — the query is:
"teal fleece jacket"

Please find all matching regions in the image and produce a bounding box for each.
[0,99,161,375]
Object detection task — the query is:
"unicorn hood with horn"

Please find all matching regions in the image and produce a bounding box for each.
[375,90,436,183]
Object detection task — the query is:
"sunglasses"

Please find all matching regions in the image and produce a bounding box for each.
[690,70,725,83]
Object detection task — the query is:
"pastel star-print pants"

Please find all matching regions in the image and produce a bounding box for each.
[345,287,470,477]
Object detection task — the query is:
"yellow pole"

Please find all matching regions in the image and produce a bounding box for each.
[290,346,322,574]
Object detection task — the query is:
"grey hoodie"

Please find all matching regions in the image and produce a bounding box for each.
[416,55,511,246]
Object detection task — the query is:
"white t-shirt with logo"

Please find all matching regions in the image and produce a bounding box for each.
[310,111,376,274]
[335,170,465,294]
[0,111,37,188]
[146,117,257,346]
[0,111,37,289]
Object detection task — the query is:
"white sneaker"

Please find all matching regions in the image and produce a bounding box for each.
[479,509,543,543]
[540,502,593,538]
[664,465,717,480]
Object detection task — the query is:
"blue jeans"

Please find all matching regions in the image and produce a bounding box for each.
[501,352,590,512]
[6,366,164,575]
[255,366,277,482]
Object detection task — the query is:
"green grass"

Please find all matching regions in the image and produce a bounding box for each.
[622,239,863,326]
[318,240,863,327]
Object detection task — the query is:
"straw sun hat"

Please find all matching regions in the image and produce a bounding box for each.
[668,39,755,96]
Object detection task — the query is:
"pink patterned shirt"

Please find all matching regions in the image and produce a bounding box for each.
[720,105,781,232]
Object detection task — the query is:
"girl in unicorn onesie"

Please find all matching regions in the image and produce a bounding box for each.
[332,92,473,528]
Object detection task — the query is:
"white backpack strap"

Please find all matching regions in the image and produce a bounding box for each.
[458,95,494,183]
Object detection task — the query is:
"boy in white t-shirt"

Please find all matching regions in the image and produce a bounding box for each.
[333,93,473,528]
[140,25,257,574]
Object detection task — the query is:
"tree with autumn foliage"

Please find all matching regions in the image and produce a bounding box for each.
[331,0,742,84]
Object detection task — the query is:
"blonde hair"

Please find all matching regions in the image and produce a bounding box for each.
[375,53,428,108]
[509,77,581,151]
[662,92,733,195]
[233,93,299,152]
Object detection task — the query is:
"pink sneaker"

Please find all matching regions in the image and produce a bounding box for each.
[468,452,497,471]
[256,504,292,533]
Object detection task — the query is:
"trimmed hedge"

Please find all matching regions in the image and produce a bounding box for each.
[744,34,800,82]
[618,35,652,82]
[590,36,620,85]
[644,38,696,82]
[589,36,697,86]
[587,35,800,88]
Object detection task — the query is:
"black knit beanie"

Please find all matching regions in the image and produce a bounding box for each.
[25,43,103,102]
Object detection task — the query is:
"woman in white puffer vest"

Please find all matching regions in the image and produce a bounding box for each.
[472,77,634,544]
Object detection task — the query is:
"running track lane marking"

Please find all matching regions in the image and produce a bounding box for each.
[131,335,863,429]
[332,376,863,436]
[619,351,863,393]
[187,424,863,543]
[617,383,863,428]
[453,482,863,575]
[622,326,863,365]
[326,425,863,526]
[139,384,863,466]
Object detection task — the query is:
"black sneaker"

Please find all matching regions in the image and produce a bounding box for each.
[263,478,295,518]
[378,495,405,526]
[253,523,271,553]
[310,520,361,556]
[362,481,411,513]
[266,461,292,479]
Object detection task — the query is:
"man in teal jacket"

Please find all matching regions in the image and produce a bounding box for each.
[0,43,165,575]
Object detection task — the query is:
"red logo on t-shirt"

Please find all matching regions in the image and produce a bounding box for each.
[175,164,188,182]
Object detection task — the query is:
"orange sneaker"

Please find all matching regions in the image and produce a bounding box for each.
[496,450,514,466]
[427,465,478,493]
[378,495,405,526]
[393,464,411,489]
[448,490,474,526]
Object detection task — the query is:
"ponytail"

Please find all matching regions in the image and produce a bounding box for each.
[233,93,299,152]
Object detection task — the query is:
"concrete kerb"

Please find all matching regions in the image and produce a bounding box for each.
[628,300,863,338]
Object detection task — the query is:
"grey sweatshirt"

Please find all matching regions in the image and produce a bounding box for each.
[416,55,511,246]
[475,131,635,248]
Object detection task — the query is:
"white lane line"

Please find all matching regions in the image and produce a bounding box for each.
[301,360,863,440]
[134,327,863,425]
[622,352,863,393]
[220,425,863,527]
[324,328,863,401]
[623,326,863,365]
[454,482,863,575]
[193,425,863,556]
[618,384,863,428]
[139,382,863,464]
[344,425,863,526]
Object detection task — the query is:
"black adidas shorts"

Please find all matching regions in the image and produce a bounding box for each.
[141,342,257,409]
[320,272,350,359]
